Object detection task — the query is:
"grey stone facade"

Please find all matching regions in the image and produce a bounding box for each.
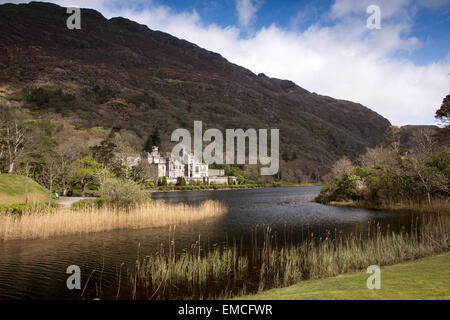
[121,147,235,184]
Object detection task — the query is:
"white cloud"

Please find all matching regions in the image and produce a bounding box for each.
[117,1,449,125]
[1,0,449,125]
[235,0,260,29]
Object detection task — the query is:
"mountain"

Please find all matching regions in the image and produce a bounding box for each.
[0,2,391,165]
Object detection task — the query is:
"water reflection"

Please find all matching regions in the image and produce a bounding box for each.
[0,186,412,299]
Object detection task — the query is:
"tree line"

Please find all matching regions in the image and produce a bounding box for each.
[316,93,450,207]
[0,104,155,205]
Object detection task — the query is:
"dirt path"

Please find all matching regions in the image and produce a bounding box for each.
[57,197,96,209]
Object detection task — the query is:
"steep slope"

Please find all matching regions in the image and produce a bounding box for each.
[0,2,391,164]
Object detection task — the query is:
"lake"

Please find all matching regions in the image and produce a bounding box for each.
[0,186,413,299]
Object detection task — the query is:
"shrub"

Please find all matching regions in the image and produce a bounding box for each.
[178,177,187,186]
[102,178,150,208]
[93,85,114,104]
[0,203,53,215]
[71,198,104,210]
[24,86,76,109]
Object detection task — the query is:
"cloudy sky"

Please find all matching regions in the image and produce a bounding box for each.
[3,0,450,125]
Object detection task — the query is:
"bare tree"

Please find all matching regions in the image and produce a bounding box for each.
[412,128,437,159]
[131,161,159,184]
[56,142,82,196]
[410,160,449,205]
[384,126,402,154]
[41,153,60,206]
[0,107,28,173]
[328,156,353,180]
[359,146,395,169]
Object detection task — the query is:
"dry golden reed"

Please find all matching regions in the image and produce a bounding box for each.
[0,200,226,240]
[330,198,450,215]
[381,198,450,214]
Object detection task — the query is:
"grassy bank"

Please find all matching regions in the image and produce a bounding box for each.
[328,199,450,214]
[0,173,48,205]
[0,200,226,240]
[238,253,450,300]
[118,213,449,300]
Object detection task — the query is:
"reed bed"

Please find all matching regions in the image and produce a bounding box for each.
[0,200,226,240]
[379,198,450,214]
[330,198,450,214]
[121,213,449,300]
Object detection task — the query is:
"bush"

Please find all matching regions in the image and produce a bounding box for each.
[236,176,245,185]
[71,198,104,210]
[102,178,150,208]
[24,86,76,109]
[316,151,450,206]
[93,85,114,104]
[177,177,187,186]
[0,203,53,215]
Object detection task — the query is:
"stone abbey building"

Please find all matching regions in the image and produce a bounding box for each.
[122,147,235,185]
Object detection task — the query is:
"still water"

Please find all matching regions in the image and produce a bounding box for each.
[0,186,413,299]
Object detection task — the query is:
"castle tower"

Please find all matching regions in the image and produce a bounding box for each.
[151,146,159,157]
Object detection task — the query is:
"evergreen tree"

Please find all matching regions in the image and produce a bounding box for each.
[144,135,153,152]
[435,93,450,125]
[435,93,450,139]
[144,128,161,152]
[151,128,161,146]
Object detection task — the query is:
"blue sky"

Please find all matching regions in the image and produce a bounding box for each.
[150,0,450,65]
[3,0,450,125]
[409,7,450,64]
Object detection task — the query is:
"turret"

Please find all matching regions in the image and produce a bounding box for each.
[151,146,159,157]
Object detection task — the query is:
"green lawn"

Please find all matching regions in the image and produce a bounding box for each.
[238,253,450,300]
[0,173,49,205]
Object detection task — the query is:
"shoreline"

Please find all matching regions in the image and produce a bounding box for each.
[151,183,322,193]
[66,184,322,197]
[322,200,450,214]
